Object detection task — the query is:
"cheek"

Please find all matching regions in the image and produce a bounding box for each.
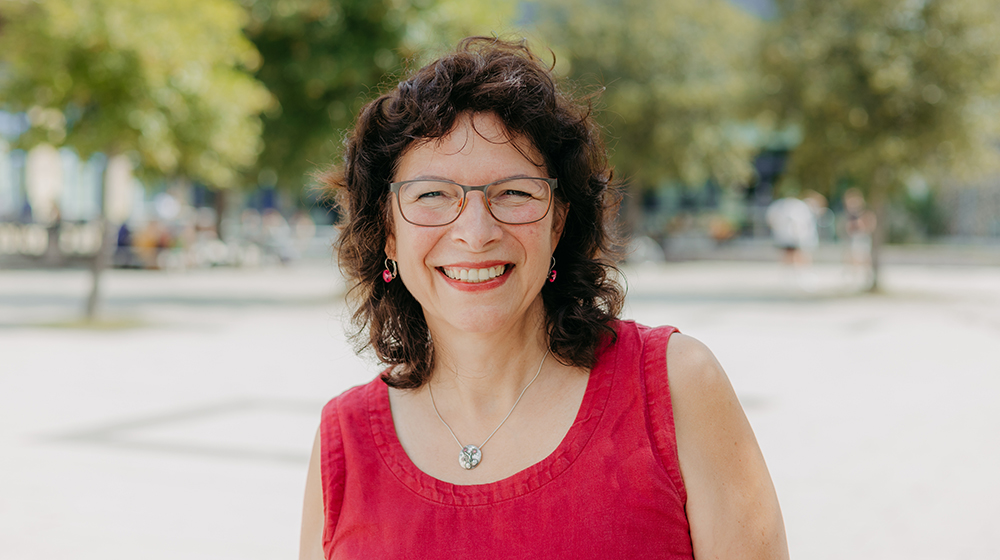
[394,228,440,266]
[519,226,558,268]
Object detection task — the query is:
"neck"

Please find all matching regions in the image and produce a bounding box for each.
[424,299,551,418]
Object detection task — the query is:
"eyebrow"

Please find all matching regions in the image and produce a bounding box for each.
[400,173,538,184]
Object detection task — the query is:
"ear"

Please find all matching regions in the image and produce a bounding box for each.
[551,202,569,248]
[385,234,396,261]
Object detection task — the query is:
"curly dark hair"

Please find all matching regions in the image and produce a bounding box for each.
[320,36,624,389]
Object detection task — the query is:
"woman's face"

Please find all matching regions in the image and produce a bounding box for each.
[385,112,565,337]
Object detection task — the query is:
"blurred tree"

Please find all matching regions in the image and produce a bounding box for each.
[242,0,419,195]
[533,0,764,230]
[0,0,271,317]
[760,0,1000,290]
[0,0,270,187]
[401,0,520,61]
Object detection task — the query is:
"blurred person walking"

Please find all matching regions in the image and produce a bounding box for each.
[766,195,818,265]
[766,194,819,290]
[841,188,877,290]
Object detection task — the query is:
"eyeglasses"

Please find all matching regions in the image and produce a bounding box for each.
[389,177,558,227]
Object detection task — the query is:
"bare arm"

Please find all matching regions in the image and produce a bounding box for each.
[299,427,324,560]
[667,333,788,559]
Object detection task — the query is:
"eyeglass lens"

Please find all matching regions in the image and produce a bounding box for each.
[397,178,552,226]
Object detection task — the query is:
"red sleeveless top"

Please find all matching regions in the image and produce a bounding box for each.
[319,321,693,558]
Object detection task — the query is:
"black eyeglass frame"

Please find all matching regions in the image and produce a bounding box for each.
[388,177,559,227]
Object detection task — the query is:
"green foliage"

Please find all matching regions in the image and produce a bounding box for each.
[401,0,521,61]
[897,189,947,241]
[533,0,764,190]
[242,0,418,191]
[760,0,1000,199]
[0,0,271,188]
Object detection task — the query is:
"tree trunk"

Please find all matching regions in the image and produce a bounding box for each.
[85,217,115,320]
[85,161,113,321]
[214,188,228,240]
[867,177,890,293]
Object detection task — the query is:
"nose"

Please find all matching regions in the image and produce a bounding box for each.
[450,192,502,249]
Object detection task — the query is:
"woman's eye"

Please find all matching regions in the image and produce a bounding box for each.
[416,190,444,199]
[500,189,532,198]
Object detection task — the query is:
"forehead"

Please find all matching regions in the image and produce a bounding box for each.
[393,112,546,181]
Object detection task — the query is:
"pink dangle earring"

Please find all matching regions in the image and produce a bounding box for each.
[547,256,557,283]
[383,258,398,283]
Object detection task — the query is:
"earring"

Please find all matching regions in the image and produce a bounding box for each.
[547,256,557,283]
[383,258,398,283]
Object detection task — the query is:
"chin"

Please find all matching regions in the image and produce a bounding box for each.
[426,304,523,336]
[438,294,548,335]
[447,312,513,334]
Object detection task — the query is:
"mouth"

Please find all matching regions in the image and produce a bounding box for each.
[439,264,509,283]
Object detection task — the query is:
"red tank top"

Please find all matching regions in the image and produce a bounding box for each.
[319,321,693,558]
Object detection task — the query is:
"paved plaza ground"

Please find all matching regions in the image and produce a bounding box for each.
[1,258,998,559]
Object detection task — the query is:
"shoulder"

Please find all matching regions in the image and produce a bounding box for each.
[662,333,748,466]
[659,331,743,445]
[662,332,744,460]
[661,333,790,558]
[310,376,386,557]
[664,333,728,397]
[322,374,385,416]
[609,322,712,388]
[319,374,386,449]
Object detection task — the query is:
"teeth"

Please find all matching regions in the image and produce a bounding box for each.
[443,265,506,283]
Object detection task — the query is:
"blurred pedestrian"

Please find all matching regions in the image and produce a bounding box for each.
[113,222,137,268]
[803,190,832,241]
[766,195,818,266]
[291,210,317,257]
[262,208,295,264]
[299,37,787,560]
[841,187,876,288]
[133,219,171,269]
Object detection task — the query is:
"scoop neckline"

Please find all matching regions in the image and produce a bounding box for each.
[367,336,618,506]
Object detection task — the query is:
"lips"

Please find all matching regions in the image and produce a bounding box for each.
[440,264,508,283]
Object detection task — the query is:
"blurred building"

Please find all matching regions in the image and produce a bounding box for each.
[0,139,335,268]
[937,176,1000,238]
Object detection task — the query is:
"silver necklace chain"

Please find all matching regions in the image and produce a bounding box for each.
[428,349,550,470]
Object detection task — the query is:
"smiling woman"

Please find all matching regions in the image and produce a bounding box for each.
[302,37,788,560]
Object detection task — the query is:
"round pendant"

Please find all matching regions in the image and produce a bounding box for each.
[459,444,482,470]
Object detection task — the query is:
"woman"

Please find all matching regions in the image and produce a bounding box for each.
[300,37,787,559]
